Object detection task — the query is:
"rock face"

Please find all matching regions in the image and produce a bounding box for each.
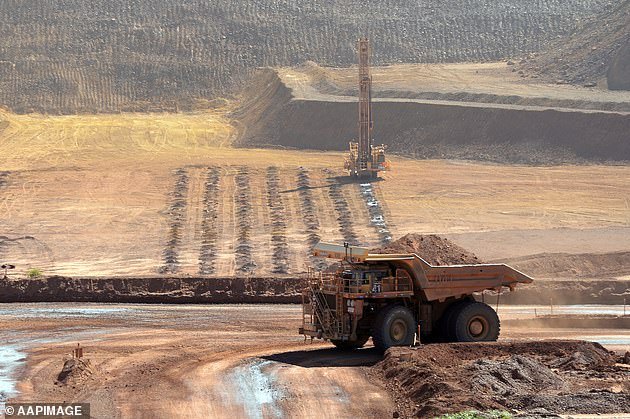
[608,44,630,90]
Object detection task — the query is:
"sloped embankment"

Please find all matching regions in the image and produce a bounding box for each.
[234,69,630,164]
[518,0,630,89]
[608,43,630,90]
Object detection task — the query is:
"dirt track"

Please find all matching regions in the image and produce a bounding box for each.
[4,304,395,418]
[2,304,628,418]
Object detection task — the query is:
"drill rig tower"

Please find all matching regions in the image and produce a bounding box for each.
[345,38,389,178]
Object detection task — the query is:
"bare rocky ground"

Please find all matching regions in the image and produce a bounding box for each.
[236,66,630,165]
[2,304,628,418]
[517,0,629,89]
[375,341,630,418]
[1,233,628,305]
[0,0,613,113]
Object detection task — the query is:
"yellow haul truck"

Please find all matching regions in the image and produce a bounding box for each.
[300,242,533,351]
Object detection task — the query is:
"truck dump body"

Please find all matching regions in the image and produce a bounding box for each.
[364,253,533,301]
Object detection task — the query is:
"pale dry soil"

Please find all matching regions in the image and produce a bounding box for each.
[2,304,628,419]
[1,110,630,277]
[279,62,630,110]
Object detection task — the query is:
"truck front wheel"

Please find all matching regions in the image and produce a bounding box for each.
[372,305,416,352]
[453,302,500,342]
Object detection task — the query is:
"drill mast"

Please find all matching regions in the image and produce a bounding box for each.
[358,38,373,170]
[345,38,388,178]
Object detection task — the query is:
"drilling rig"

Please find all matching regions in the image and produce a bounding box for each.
[344,38,389,178]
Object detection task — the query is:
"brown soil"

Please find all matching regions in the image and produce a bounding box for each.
[56,358,95,386]
[376,341,630,417]
[10,305,395,418]
[372,233,481,265]
[5,304,629,418]
[235,68,630,164]
[1,275,626,305]
[504,251,630,279]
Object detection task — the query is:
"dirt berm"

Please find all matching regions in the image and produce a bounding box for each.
[1,234,627,304]
[235,69,630,164]
[376,341,630,417]
[0,276,625,305]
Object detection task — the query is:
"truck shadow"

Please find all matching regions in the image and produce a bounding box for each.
[262,347,381,368]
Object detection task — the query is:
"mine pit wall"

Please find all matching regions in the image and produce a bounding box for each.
[0,277,625,305]
[238,98,630,164]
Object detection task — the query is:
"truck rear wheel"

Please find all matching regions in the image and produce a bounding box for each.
[452,302,500,342]
[372,305,416,352]
[331,335,370,350]
[440,299,473,342]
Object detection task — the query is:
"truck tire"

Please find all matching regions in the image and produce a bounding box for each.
[440,299,473,342]
[452,302,500,342]
[372,305,416,352]
[331,335,370,350]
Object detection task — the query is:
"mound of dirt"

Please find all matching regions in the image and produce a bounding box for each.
[376,341,628,417]
[372,233,481,266]
[56,358,94,386]
[471,355,565,396]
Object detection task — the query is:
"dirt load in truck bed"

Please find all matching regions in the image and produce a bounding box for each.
[372,233,481,265]
[375,340,630,418]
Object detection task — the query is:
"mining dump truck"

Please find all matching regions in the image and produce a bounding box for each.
[300,242,533,351]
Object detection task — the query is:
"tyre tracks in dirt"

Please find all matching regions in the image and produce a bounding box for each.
[325,172,359,246]
[265,166,289,274]
[234,166,257,274]
[10,305,396,418]
[158,165,386,275]
[159,168,189,274]
[198,167,221,275]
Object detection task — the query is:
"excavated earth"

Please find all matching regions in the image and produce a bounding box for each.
[375,341,630,418]
[1,234,627,304]
[373,233,482,265]
[235,66,630,164]
[0,0,615,113]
